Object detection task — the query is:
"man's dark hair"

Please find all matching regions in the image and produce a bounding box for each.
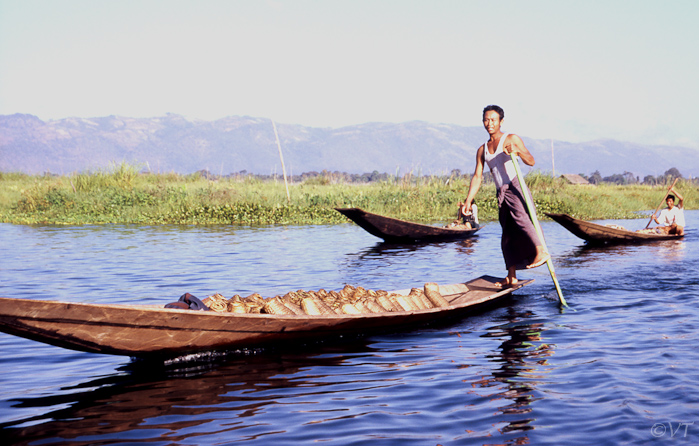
[483,105,504,120]
[668,194,675,201]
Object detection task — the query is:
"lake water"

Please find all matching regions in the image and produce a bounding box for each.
[1,212,698,445]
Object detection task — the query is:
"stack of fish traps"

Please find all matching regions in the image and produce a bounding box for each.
[201,282,450,316]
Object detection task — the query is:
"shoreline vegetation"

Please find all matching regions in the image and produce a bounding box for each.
[1,164,695,226]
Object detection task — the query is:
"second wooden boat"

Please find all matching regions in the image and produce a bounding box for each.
[335,207,481,242]
[546,213,683,244]
[0,276,531,359]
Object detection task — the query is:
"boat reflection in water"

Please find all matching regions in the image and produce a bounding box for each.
[359,237,478,258]
[3,345,368,443]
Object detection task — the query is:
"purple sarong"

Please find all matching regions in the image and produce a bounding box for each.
[496,177,541,270]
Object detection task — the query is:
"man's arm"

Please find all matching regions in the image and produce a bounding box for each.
[672,187,684,209]
[462,145,485,214]
[654,208,670,225]
[503,134,535,166]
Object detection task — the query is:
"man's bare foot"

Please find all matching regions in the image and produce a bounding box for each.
[494,276,518,288]
[526,252,550,269]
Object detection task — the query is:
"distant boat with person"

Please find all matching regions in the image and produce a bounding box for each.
[335,207,481,242]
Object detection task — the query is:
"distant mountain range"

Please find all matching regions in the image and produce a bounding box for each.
[2,113,697,179]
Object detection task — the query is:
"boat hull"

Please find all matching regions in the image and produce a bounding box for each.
[0,276,531,358]
[335,207,480,242]
[546,213,683,244]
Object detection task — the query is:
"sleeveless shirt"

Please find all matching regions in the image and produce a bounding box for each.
[483,133,518,190]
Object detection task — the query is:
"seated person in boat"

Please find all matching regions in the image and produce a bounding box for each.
[652,187,685,235]
[450,200,479,229]
[462,200,479,229]
[460,105,550,287]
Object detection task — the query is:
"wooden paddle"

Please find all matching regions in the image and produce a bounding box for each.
[509,152,568,307]
[645,178,679,229]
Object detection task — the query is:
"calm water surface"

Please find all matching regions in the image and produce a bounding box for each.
[1,212,698,445]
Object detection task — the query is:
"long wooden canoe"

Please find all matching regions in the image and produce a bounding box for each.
[335,207,481,242]
[546,213,683,244]
[0,276,531,359]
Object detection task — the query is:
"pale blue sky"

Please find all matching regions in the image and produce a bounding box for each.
[1,0,697,148]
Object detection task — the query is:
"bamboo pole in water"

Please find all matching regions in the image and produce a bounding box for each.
[272,120,291,203]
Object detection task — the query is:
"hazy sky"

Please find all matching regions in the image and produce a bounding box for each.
[1,0,698,148]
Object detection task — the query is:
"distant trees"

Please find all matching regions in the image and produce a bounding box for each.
[604,171,638,185]
[638,167,683,185]
[587,171,603,184]
[584,167,686,185]
[190,166,691,186]
[664,167,682,180]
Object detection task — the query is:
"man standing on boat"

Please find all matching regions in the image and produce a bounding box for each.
[460,105,549,287]
[653,186,685,235]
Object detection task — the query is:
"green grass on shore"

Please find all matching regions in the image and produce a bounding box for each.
[0,166,695,225]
